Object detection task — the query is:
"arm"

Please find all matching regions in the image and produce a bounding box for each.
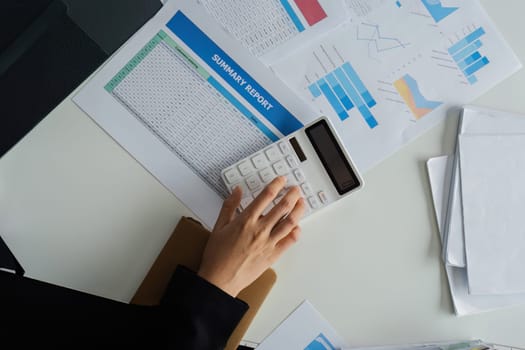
[161,176,305,349]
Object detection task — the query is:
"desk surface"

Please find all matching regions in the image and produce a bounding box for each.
[2,0,525,346]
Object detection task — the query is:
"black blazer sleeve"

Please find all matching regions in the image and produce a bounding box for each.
[160,265,249,350]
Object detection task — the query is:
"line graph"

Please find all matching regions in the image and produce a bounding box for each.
[356,22,409,60]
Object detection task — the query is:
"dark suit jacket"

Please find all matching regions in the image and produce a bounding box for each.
[0,266,249,348]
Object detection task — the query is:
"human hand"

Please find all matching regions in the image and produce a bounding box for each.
[198,176,305,297]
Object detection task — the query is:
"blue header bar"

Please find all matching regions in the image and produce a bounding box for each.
[166,11,304,135]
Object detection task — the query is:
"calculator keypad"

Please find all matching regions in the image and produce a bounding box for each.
[223,140,327,214]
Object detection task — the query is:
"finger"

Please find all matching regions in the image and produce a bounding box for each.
[244,176,286,218]
[270,197,305,244]
[262,186,302,229]
[270,226,301,263]
[213,186,242,231]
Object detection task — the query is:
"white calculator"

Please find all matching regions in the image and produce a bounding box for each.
[220,117,364,217]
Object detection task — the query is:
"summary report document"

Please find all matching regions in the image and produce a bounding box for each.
[74,2,317,228]
[163,0,521,172]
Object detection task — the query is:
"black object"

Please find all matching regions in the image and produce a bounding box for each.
[0,0,161,157]
[0,0,107,156]
[0,266,249,348]
[0,236,24,275]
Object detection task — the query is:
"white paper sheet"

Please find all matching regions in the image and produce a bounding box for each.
[257,300,346,350]
[427,155,525,316]
[459,134,525,295]
[73,1,316,229]
[443,106,525,268]
[191,0,348,65]
[271,1,521,173]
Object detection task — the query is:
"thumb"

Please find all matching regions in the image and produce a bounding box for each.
[213,186,242,231]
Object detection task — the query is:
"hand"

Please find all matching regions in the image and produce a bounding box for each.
[198,176,305,297]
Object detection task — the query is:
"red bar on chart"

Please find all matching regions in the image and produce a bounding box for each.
[293,0,327,26]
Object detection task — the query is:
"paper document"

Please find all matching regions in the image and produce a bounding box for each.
[186,0,348,64]
[74,1,316,228]
[257,300,346,350]
[427,155,525,316]
[443,106,525,268]
[459,134,525,295]
[344,340,506,350]
[271,0,521,172]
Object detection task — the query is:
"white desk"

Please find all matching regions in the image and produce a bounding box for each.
[1,0,525,346]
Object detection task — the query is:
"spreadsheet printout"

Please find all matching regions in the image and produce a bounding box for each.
[192,0,348,64]
[74,1,316,228]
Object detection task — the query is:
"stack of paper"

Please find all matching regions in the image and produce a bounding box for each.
[344,340,521,350]
[427,105,525,316]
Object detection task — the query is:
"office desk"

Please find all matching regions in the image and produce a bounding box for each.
[1,0,525,346]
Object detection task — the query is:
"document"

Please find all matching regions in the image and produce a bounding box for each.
[427,155,525,316]
[271,0,521,172]
[74,1,316,228]
[257,300,346,350]
[459,134,525,295]
[189,0,348,64]
[443,106,525,268]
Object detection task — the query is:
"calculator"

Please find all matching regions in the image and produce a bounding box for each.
[220,117,364,217]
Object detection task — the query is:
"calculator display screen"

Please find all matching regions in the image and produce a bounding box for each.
[305,120,360,195]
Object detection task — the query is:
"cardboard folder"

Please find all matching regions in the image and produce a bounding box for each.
[131,216,276,350]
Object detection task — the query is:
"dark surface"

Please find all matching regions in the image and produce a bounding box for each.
[63,0,161,55]
[0,0,160,157]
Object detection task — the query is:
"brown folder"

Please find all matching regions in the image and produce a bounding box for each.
[131,216,276,350]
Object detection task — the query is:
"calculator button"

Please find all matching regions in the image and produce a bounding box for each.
[224,168,241,184]
[278,141,291,155]
[240,196,254,210]
[293,169,305,183]
[253,189,263,198]
[259,167,275,183]
[251,153,267,169]
[318,191,328,204]
[273,192,285,205]
[301,183,312,196]
[238,161,254,176]
[307,196,320,209]
[272,160,288,176]
[229,181,248,195]
[265,147,281,162]
[284,174,296,187]
[286,155,298,168]
[246,175,262,191]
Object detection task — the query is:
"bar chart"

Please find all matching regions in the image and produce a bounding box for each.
[308,61,378,128]
[448,27,490,84]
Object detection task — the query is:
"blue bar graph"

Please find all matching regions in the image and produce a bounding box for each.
[448,27,490,85]
[452,40,482,62]
[308,84,322,98]
[318,78,348,120]
[308,61,378,128]
[448,27,486,55]
[467,75,478,84]
[458,51,481,70]
[464,57,490,76]
[326,73,354,110]
[342,62,377,108]
[280,0,305,32]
